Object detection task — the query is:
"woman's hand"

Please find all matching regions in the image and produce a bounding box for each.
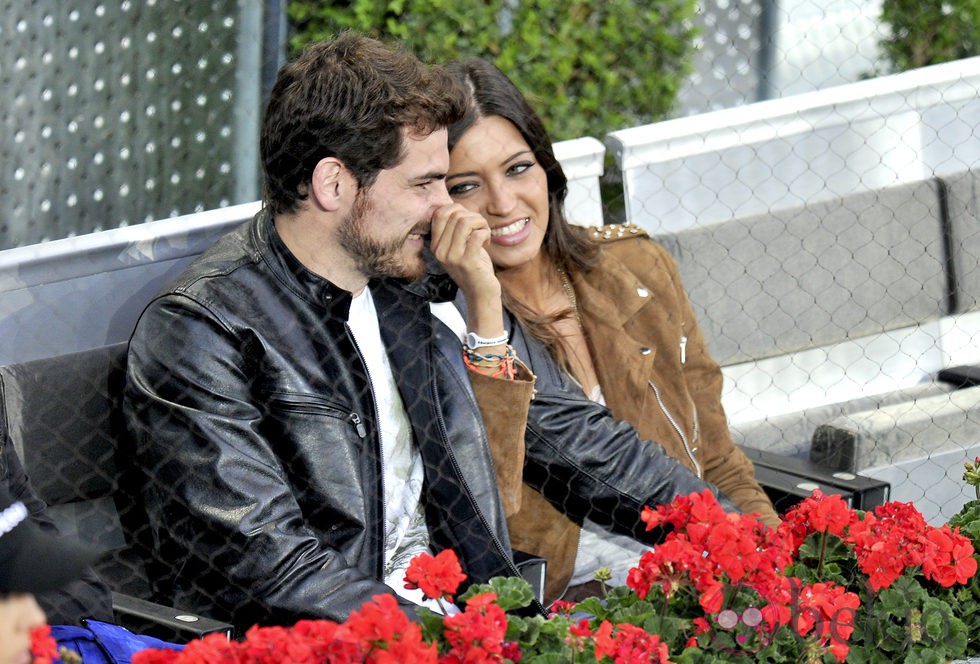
[429,203,506,341]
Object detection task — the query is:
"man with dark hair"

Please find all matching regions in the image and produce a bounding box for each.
[124,32,727,629]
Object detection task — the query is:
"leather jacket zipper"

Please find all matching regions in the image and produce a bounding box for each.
[345,324,386,579]
[647,379,702,479]
[348,412,366,438]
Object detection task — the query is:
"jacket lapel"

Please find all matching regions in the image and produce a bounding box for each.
[370,279,516,587]
[573,257,657,420]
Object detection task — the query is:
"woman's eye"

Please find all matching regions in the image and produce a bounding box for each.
[507,161,534,176]
[448,182,476,196]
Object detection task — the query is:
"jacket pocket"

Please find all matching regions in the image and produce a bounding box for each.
[263,392,366,437]
[258,392,373,524]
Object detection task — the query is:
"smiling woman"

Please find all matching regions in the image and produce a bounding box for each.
[445,58,782,605]
[447,115,550,272]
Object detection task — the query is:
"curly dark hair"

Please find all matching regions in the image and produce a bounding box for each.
[261,31,467,216]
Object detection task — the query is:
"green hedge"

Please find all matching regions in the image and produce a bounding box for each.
[286,0,698,141]
[879,0,980,72]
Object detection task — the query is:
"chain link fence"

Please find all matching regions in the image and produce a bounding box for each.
[0,0,978,636]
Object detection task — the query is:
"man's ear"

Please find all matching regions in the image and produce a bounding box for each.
[310,157,347,212]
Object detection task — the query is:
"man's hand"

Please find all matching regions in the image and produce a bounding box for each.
[429,204,505,342]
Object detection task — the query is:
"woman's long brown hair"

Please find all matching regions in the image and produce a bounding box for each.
[446,58,599,373]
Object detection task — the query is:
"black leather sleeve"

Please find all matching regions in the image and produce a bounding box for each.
[124,294,410,626]
[510,324,740,544]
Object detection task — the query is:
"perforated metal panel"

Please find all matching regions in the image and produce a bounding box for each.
[677,0,766,115]
[676,0,884,116]
[0,1,271,249]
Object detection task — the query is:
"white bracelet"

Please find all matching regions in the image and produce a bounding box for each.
[464,330,510,348]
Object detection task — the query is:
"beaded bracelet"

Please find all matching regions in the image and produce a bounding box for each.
[462,344,518,380]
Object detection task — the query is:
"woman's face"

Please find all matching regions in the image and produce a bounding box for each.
[0,594,46,664]
[447,115,551,272]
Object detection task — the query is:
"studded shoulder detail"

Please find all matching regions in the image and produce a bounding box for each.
[587,221,649,242]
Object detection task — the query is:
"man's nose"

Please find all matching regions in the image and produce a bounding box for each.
[433,181,453,207]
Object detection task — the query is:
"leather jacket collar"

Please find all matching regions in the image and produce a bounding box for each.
[253,208,354,317]
[256,208,458,311]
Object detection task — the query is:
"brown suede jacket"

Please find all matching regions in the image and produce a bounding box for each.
[505,223,780,604]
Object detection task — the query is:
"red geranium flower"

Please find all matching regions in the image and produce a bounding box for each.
[238,625,311,663]
[131,650,182,664]
[791,581,860,663]
[175,632,240,663]
[779,490,856,551]
[549,599,577,617]
[405,549,468,600]
[568,618,593,637]
[921,524,978,587]
[500,640,522,662]
[344,593,435,663]
[594,622,673,664]
[30,626,58,664]
[440,592,508,663]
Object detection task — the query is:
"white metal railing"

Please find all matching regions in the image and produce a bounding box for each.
[606,56,980,233]
[552,136,606,227]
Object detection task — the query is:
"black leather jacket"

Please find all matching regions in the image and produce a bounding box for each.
[124,210,728,629]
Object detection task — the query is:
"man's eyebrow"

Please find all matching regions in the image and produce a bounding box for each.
[410,171,447,184]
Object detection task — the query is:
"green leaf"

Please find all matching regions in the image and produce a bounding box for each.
[415,606,448,643]
[458,575,535,611]
[948,500,980,543]
[287,0,697,141]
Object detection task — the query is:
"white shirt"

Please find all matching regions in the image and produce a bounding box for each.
[571,385,652,587]
[347,288,445,611]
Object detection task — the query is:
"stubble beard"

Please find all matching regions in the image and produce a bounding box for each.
[338,189,427,282]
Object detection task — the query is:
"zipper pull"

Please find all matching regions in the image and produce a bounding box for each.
[679,336,688,365]
[349,412,366,438]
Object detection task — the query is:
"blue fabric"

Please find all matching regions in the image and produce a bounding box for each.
[50,620,183,664]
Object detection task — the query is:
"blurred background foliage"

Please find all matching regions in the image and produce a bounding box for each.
[878,0,980,73]
[286,0,699,142]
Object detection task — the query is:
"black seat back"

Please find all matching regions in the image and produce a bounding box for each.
[0,342,153,598]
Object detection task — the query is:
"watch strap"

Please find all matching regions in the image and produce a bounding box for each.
[464,331,510,348]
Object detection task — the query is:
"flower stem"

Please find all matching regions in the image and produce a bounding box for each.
[816,531,828,577]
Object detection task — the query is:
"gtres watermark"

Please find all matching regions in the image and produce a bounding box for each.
[704,578,957,655]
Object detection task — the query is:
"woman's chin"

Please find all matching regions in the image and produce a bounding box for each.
[489,246,544,273]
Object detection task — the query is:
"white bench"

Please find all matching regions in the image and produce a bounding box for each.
[810,168,980,524]
[605,57,980,233]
